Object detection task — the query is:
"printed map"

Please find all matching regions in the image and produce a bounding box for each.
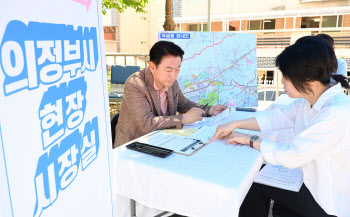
[159,32,258,107]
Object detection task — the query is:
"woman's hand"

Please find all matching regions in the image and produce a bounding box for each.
[225,131,250,145]
[226,131,262,151]
[208,121,237,142]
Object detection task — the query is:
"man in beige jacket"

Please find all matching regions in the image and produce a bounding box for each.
[114,41,227,148]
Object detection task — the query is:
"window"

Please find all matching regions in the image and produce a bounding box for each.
[264,19,276,30]
[248,19,275,30]
[248,20,262,30]
[260,71,274,82]
[301,17,320,28]
[266,71,274,81]
[203,24,208,32]
[187,23,207,32]
[188,24,198,31]
[322,15,343,28]
[338,15,343,27]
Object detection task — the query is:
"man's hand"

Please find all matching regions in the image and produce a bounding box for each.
[182,107,205,124]
[208,121,237,143]
[208,104,228,116]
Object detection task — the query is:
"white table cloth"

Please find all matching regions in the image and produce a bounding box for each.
[113,111,264,217]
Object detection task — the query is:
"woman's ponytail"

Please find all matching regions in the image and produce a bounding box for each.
[332,74,350,89]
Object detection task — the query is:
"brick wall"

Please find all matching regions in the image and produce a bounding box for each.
[284,17,302,29]
[343,15,350,27]
[241,20,247,31]
[285,17,294,29]
[104,41,118,53]
[104,26,117,40]
[211,21,222,31]
[179,15,349,32]
[295,17,302,29]
[229,21,240,31]
[181,23,187,31]
[275,18,285,29]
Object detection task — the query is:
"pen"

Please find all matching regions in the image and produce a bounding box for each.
[202,103,209,110]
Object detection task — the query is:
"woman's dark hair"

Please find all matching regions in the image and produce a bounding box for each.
[149,41,184,67]
[317,33,334,47]
[275,36,350,94]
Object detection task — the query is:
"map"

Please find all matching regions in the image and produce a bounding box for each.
[159,32,258,107]
[218,86,258,107]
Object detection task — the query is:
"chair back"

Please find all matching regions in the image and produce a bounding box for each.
[111,113,119,148]
[111,65,140,84]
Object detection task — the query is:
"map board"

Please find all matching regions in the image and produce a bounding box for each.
[159,32,258,107]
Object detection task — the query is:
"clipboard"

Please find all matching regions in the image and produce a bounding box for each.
[162,128,198,137]
[179,140,208,156]
[136,131,209,156]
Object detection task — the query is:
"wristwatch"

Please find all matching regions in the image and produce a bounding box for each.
[250,135,259,148]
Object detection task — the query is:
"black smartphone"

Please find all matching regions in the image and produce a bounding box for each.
[126,142,173,158]
[235,107,257,112]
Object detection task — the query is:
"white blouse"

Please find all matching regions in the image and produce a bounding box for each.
[256,84,350,217]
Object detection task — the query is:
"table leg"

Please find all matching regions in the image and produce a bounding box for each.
[130,199,136,217]
[154,211,169,217]
[130,199,169,217]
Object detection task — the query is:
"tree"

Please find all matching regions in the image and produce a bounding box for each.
[102,0,152,15]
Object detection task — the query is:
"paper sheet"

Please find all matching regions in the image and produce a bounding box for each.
[162,128,198,137]
[188,126,217,143]
[254,164,303,192]
[185,126,261,144]
[185,108,231,128]
[137,132,204,155]
[200,108,231,126]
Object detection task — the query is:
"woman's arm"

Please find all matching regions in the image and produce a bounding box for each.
[208,117,260,142]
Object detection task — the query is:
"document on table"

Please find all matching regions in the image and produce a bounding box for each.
[188,126,217,143]
[185,108,231,128]
[201,108,231,126]
[162,128,198,137]
[137,131,206,155]
[254,163,303,192]
[186,127,261,144]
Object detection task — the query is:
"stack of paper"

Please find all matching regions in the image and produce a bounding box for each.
[254,164,303,192]
[137,131,205,155]
[183,108,231,129]
[200,108,231,126]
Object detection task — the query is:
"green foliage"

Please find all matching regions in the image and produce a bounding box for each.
[102,0,151,15]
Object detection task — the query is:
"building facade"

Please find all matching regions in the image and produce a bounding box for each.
[104,0,350,82]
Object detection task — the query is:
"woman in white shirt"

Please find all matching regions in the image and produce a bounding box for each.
[209,36,350,217]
